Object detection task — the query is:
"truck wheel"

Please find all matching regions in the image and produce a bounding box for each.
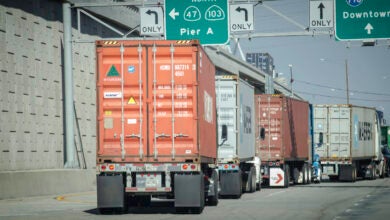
[304,163,310,184]
[249,167,256,193]
[307,164,312,184]
[256,181,261,191]
[207,169,219,206]
[352,166,357,182]
[284,165,290,188]
[293,167,300,184]
[302,164,307,184]
[373,164,378,180]
[380,161,385,178]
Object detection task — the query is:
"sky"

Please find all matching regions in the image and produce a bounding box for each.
[231,0,390,124]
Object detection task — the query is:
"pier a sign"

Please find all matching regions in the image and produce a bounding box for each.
[164,0,229,45]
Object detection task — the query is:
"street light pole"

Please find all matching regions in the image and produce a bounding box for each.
[289,64,293,97]
[345,59,350,105]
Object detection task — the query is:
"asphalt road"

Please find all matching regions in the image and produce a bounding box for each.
[1,178,389,220]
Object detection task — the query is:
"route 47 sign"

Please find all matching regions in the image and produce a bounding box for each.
[164,0,229,45]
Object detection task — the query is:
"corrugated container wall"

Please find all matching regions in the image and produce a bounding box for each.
[313,105,379,161]
[216,77,255,162]
[96,40,217,164]
[255,95,310,162]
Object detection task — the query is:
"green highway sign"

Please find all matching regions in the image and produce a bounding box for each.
[334,0,390,41]
[164,0,229,45]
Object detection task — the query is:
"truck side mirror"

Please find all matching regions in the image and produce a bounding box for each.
[318,132,324,146]
[260,127,265,140]
[221,125,228,140]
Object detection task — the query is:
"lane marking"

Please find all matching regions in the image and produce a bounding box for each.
[265,190,286,198]
[55,191,95,205]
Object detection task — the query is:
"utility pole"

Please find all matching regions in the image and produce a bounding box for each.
[345,59,349,105]
[289,64,294,97]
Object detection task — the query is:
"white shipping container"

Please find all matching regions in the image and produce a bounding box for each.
[216,76,255,162]
[313,105,381,160]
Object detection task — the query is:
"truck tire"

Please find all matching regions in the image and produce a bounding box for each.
[248,167,256,193]
[302,164,307,184]
[307,164,312,184]
[284,165,290,188]
[303,163,311,184]
[293,167,300,184]
[207,169,219,206]
[256,181,261,191]
[380,161,385,179]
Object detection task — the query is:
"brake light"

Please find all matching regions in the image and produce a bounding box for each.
[231,165,236,169]
[101,165,106,171]
[190,164,196,170]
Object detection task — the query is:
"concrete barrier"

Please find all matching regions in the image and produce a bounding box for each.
[0,169,96,199]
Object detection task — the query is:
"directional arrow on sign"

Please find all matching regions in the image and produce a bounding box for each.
[169,8,179,20]
[318,3,325,19]
[236,6,248,21]
[146,10,158,24]
[365,23,373,35]
[275,173,283,184]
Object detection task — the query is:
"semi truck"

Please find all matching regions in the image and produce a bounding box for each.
[255,94,312,187]
[95,40,219,213]
[215,75,260,197]
[381,125,390,177]
[313,104,385,181]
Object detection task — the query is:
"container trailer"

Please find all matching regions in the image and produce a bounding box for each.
[95,40,219,213]
[313,105,385,181]
[215,76,260,197]
[255,94,312,187]
[381,126,390,177]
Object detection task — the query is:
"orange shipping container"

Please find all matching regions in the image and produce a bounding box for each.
[96,40,217,164]
[255,94,312,187]
[255,94,310,162]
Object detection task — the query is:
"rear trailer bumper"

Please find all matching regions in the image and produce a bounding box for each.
[97,162,203,194]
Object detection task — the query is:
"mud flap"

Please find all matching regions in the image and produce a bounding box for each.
[339,165,354,182]
[97,175,125,209]
[219,171,241,196]
[174,173,204,208]
[270,167,285,187]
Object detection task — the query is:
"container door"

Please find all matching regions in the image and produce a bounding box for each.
[216,79,237,161]
[329,106,350,158]
[147,44,197,161]
[97,44,148,160]
[313,106,329,158]
[257,95,283,162]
